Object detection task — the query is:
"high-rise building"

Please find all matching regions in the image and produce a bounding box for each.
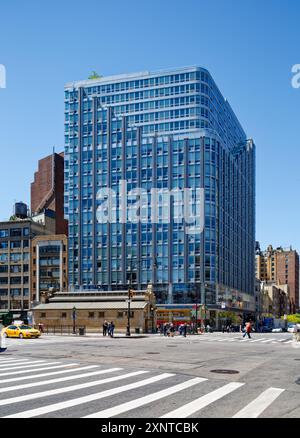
[64,66,256,317]
[256,244,299,313]
[31,151,68,235]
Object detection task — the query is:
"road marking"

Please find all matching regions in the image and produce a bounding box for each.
[0,367,122,394]
[0,359,30,364]
[233,387,285,418]
[4,373,174,418]
[85,377,206,418]
[0,363,63,377]
[0,360,50,370]
[261,339,276,343]
[0,364,87,384]
[161,382,244,418]
[0,371,148,407]
[249,338,267,343]
[283,340,293,344]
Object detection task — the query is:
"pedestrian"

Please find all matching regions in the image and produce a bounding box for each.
[183,323,187,338]
[163,323,168,337]
[102,320,108,336]
[243,321,252,339]
[169,323,175,337]
[109,321,115,338]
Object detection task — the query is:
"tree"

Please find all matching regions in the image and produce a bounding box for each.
[282,314,300,324]
[88,71,102,80]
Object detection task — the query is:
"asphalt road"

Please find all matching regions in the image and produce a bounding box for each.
[0,332,299,418]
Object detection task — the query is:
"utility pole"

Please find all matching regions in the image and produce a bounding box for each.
[126,258,134,337]
[72,306,76,335]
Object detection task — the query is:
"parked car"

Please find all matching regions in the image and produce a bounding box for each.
[272,328,283,333]
[287,324,297,333]
[2,325,41,339]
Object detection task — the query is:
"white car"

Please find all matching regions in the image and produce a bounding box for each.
[287,324,297,333]
[272,328,283,333]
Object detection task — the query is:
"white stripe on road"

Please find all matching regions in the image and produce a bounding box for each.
[0,359,30,364]
[161,382,244,418]
[4,373,174,418]
[0,367,122,394]
[0,361,51,370]
[249,338,267,343]
[0,363,62,377]
[0,364,88,384]
[0,371,148,407]
[0,360,44,369]
[261,339,276,343]
[84,377,206,418]
[283,340,293,344]
[233,387,285,418]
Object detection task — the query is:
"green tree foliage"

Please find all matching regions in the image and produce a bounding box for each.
[282,314,300,324]
[88,71,102,80]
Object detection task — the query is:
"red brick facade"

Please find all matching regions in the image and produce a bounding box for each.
[31,152,68,235]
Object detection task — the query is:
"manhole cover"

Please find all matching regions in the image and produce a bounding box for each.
[210,369,240,374]
[146,352,160,355]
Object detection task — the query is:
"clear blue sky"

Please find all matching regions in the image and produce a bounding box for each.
[0,0,299,252]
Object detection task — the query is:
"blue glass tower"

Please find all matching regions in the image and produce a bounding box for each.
[64,66,255,311]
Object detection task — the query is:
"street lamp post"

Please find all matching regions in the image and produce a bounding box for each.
[126,257,134,337]
[126,288,132,337]
[72,306,76,335]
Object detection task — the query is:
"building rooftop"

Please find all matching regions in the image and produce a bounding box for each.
[33,302,148,310]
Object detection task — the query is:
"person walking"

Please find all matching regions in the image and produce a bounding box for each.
[183,323,187,338]
[102,320,108,336]
[109,321,115,338]
[243,321,252,339]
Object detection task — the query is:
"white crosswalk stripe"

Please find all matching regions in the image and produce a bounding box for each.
[3,373,174,418]
[233,387,285,418]
[84,377,207,418]
[0,357,288,419]
[0,361,55,371]
[0,358,30,365]
[0,360,46,369]
[0,370,148,407]
[0,367,122,394]
[0,362,64,377]
[0,364,92,384]
[161,382,245,418]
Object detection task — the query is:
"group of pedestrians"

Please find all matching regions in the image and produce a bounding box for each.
[158,322,188,337]
[102,320,115,337]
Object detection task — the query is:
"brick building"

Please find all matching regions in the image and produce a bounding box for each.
[32,288,157,333]
[31,151,68,235]
[256,244,299,313]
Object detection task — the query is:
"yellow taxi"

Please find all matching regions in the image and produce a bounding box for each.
[2,325,41,339]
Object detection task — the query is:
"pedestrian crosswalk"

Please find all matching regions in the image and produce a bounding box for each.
[0,355,289,418]
[156,334,294,345]
[4,335,99,347]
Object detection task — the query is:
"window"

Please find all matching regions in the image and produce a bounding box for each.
[40,313,46,318]
[88,312,95,319]
[10,228,22,237]
[117,312,124,318]
[61,312,67,318]
[98,312,105,318]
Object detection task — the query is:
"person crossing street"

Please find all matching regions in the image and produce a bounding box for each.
[243,321,252,339]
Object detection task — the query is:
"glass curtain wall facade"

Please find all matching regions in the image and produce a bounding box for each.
[64,67,255,306]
